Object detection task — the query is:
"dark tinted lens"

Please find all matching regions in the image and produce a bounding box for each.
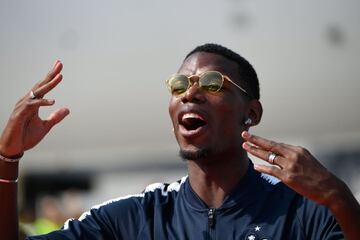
[168,75,189,95]
[200,71,223,92]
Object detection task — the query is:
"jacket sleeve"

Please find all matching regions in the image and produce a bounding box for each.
[300,198,344,240]
[26,196,144,240]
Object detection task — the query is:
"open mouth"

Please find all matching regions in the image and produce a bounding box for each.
[180,113,207,131]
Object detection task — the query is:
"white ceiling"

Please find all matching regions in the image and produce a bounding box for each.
[0,0,359,170]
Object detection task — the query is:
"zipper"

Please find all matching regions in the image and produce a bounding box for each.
[207,208,216,239]
[208,208,215,228]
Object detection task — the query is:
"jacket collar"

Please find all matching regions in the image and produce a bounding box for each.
[182,160,266,211]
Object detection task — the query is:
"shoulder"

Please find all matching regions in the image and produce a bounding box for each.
[255,172,333,221]
[55,177,188,239]
[256,173,343,238]
[257,172,296,200]
[81,176,188,217]
[257,172,331,214]
[140,176,188,205]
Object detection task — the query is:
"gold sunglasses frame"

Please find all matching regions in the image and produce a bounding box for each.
[165,71,249,96]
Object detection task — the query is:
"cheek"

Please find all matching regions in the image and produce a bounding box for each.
[215,100,245,131]
[168,98,178,125]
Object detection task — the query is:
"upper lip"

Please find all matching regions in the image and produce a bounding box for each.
[177,107,209,126]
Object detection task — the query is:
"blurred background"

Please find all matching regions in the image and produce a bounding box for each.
[0,0,359,236]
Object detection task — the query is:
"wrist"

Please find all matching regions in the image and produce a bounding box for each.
[0,154,22,163]
[0,147,23,160]
[324,178,352,213]
[0,155,19,182]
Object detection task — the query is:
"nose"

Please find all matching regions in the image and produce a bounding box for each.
[180,76,206,104]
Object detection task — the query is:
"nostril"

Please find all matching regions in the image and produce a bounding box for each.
[181,85,205,103]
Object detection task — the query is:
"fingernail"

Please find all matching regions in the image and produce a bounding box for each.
[64,108,70,115]
[242,142,250,150]
[55,73,63,79]
[242,131,251,138]
[53,60,61,68]
[48,99,55,104]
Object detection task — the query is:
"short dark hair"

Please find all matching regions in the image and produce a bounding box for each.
[185,43,260,100]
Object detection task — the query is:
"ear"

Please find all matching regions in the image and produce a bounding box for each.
[245,99,263,127]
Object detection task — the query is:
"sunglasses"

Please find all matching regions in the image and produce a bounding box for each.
[165,71,249,97]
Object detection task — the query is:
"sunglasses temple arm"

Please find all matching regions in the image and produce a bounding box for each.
[226,78,249,96]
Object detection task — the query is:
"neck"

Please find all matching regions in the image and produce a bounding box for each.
[187,149,249,208]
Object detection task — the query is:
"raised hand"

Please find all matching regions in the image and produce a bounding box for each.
[241,130,341,207]
[0,60,70,158]
[241,130,360,239]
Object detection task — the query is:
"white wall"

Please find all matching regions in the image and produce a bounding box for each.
[0,0,359,175]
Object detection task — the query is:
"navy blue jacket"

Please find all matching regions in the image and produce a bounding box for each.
[28,162,343,239]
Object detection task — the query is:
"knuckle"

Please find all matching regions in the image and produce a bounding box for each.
[274,143,284,152]
[43,72,53,82]
[248,148,258,156]
[294,146,303,152]
[267,167,276,175]
[33,82,40,89]
[47,69,54,77]
[300,147,309,155]
[13,102,21,111]
[248,136,256,143]
[289,151,298,160]
[288,162,300,172]
[25,100,34,107]
[15,97,24,106]
[250,145,258,153]
[269,141,277,151]
[10,108,25,120]
[285,173,296,184]
[9,112,19,121]
[295,146,309,156]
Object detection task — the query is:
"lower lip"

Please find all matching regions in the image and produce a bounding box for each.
[178,124,208,138]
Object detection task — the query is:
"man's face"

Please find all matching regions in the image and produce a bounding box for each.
[168,52,250,160]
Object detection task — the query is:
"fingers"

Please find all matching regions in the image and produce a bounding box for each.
[33,73,63,98]
[44,108,70,131]
[26,98,56,108]
[14,60,63,103]
[13,98,56,120]
[253,164,282,177]
[242,141,285,167]
[241,131,292,157]
[241,131,337,206]
[12,60,65,124]
[41,60,63,86]
[33,60,63,92]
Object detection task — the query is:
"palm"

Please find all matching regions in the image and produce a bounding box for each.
[23,115,49,151]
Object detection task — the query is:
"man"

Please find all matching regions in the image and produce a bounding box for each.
[0,44,359,239]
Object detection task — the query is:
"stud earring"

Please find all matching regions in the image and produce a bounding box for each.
[244,118,252,125]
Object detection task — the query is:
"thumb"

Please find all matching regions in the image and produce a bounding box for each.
[44,108,70,131]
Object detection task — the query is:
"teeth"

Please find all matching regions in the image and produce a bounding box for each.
[182,113,204,121]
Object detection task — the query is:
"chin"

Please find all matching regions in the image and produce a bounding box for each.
[179,148,210,161]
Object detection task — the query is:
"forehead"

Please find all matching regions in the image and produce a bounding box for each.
[178,52,239,78]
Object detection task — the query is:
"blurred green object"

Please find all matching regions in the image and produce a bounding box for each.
[33,218,61,235]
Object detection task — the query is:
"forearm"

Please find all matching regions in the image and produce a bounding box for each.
[0,158,19,240]
[328,180,360,240]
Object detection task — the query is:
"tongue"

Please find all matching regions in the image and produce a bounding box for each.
[182,118,206,130]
